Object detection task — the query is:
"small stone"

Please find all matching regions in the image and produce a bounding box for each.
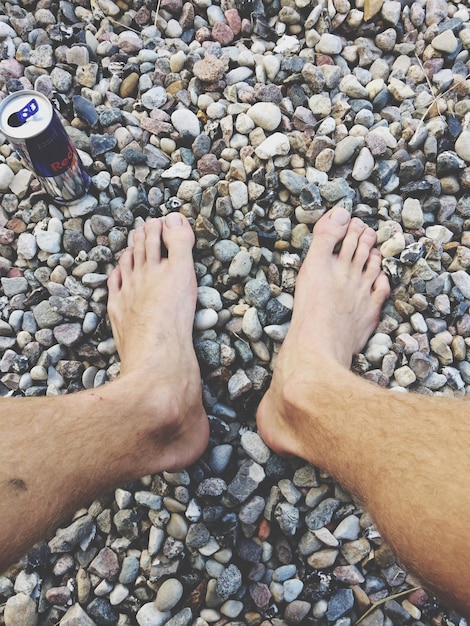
[284,600,312,623]
[394,365,416,387]
[255,133,290,159]
[432,29,458,53]
[333,565,365,584]
[380,233,406,257]
[249,582,272,610]
[119,556,140,585]
[4,593,38,626]
[216,564,243,599]
[283,579,303,602]
[17,232,37,260]
[247,103,281,131]
[456,132,470,163]
[155,578,184,611]
[53,323,83,347]
[274,502,299,535]
[141,87,167,110]
[240,430,270,463]
[307,549,339,569]
[384,599,411,624]
[212,22,234,45]
[49,515,95,552]
[305,498,340,530]
[0,164,14,192]
[334,515,361,540]
[59,603,97,626]
[242,307,263,341]
[36,230,62,253]
[364,0,384,20]
[228,251,253,278]
[45,586,72,605]
[352,147,375,181]
[326,588,354,621]
[193,55,228,82]
[227,460,265,503]
[136,603,171,626]
[88,547,119,580]
[171,109,200,139]
[161,163,192,179]
[452,271,470,298]
[316,33,342,54]
[401,198,423,228]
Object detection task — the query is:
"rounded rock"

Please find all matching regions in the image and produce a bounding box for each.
[247,102,281,131]
[4,593,38,626]
[155,578,184,611]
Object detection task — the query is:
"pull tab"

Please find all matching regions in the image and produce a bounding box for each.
[8,98,39,128]
[18,98,39,122]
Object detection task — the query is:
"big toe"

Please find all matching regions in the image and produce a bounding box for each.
[311,208,352,256]
[162,213,195,265]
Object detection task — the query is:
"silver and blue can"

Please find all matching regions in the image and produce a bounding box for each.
[0,90,90,204]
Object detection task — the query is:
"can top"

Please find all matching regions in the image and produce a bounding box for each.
[0,90,53,140]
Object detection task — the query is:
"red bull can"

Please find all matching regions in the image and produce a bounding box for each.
[0,90,90,204]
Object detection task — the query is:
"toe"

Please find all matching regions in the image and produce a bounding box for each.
[116,248,133,282]
[162,213,195,266]
[132,227,146,268]
[107,266,122,295]
[352,227,377,271]
[107,266,122,322]
[144,219,163,264]
[363,248,383,283]
[310,208,352,256]
[338,218,367,264]
[372,269,391,300]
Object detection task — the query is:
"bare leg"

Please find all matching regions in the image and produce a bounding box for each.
[257,207,470,616]
[0,213,208,571]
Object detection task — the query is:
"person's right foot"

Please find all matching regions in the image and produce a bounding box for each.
[106,214,209,474]
[256,208,390,459]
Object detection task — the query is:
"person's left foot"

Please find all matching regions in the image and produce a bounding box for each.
[106,214,209,473]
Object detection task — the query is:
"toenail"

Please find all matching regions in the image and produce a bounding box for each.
[329,208,350,225]
[165,212,184,228]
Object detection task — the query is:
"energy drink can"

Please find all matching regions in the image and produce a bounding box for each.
[0,90,90,204]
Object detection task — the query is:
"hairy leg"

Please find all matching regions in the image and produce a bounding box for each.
[257,207,470,616]
[0,213,208,571]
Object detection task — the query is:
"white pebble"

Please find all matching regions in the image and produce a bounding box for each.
[255,133,290,159]
[194,308,219,330]
[247,102,282,131]
[136,603,170,626]
[264,322,290,342]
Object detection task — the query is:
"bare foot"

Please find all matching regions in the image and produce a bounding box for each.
[106,213,209,473]
[256,207,390,460]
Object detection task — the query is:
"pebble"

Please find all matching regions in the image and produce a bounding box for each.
[255,134,290,159]
[155,579,184,611]
[247,103,281,131]
[136,604,171,626]
[326,589,355,621]
[229,251,253,278]
[171,109,200,139]
[452,271,470,299]
[4,593,38,626]
[284,600,312,623]
[352,147,375,181]
[59,604,97,625]
[88,547,119,579]
[216,564,242,599]
[455,132,470,162]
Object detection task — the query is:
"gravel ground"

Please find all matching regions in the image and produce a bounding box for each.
[0,0,470,624]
